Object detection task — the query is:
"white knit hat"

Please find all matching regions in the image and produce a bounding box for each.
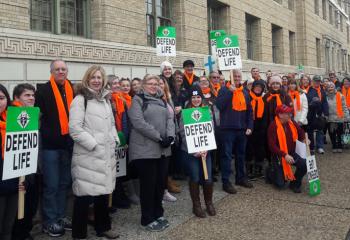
[270,75,282,85]
[160,61,173,73]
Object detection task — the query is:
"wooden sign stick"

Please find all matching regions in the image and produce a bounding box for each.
[108,194,113,208]
[18,176,25,219]
[305,133,311,157]
[201,155,209,180]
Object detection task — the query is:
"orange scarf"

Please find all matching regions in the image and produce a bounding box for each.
[201,87,211,95]
[267,93,282,107]
[314,86,322,100]
[50,75,73,135]
[249,91,264,119]
[231,85,247,111]
[275,116,297,181]
[0,111,6,158]
[336,92,344,118]
[184,71,194,86]
[212,83,221,93]
[301,86,310,93]
[120,92,132,109]
[112,93,126,131]
[289,90,301,112]
[12,101,22,107]
[342,86,350,108]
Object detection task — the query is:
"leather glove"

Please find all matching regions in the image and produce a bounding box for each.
[159,136,174,148]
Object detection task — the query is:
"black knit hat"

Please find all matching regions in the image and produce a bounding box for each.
[183,60,195,68]
[188,85,204,99]
[252,79,266,92]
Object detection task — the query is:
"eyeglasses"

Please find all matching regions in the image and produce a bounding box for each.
[54,68,67,72]
[145,83,159,87]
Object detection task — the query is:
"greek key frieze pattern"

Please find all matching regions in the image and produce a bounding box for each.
[0,35,204,67]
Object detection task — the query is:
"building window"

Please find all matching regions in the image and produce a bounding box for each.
[340,15,343,32]
[316,38,321,67]
[289,31,296,65]
[272,24,283,64]
[30,0,90,37]
[347,25,349,44]
[207,0,230,54]
[146,0,172,46]
[30,0,52,32]
[288,0,294,11]
[314,0,319,15]
[245,14,260,61]
[329,5,333,25]
[322,0,327,20]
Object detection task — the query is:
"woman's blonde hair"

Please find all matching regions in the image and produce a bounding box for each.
[142,74,160,87]
[82,65,107,90]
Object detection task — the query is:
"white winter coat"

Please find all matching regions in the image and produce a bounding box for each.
[69,88,119,196]
[293,92,308,125]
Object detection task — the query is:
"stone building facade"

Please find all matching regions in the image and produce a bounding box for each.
[0,0,350,90]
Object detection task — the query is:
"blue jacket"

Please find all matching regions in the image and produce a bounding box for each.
[215,86,254,131]
[306,87,329,123]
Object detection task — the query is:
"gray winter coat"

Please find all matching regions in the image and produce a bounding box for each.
[69,87,119,196]
[128,91,175,161]
[326,91,350,123]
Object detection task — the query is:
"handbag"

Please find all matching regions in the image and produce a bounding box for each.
[312,115,327,131]
[265,155,285,188]
[342,123,350,145]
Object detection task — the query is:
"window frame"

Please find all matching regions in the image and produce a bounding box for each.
[146,0,173,47]
[30,0,91,38]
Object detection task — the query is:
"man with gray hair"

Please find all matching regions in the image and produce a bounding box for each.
[35,59,74,237]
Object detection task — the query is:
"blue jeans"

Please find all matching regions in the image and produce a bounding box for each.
[41,149,71,225]
[184,151,212,183]
[220,129,247,184]
[308,129,324,151]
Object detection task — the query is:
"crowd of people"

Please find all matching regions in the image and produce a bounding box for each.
[0,59,349,240]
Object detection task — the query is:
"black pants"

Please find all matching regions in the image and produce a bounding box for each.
[133,157,169,226]
[12,174,40,240]
[246,130,266,171]
[72,194,111,238]
[266,153,307,189]
[328,122,343,149]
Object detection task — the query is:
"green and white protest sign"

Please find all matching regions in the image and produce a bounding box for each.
[2,107,39,180]
[216,35,242,70]
[209,30,226,56]
[115,132,127,177]
[306,155,321,196]
[156,26,176,56]
[182,106,216,154]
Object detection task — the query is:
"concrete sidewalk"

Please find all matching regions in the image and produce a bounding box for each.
[33,145,350,240]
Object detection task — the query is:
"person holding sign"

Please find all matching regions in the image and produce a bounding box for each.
[128,75,175,232]
[0,84,25,240]
[182,60,200,90]
[11,83,38,240]
[266,104,307,193]
[35,59,74,237]
[178,86,216,218]
[216,70,254,194]
[69,65,120,239]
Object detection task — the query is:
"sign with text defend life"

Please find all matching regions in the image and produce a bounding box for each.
[115,132,127,177]
[216,35,242,70]
[306,155,321,196]
[209,30,226,57]
[2,107,39,180]
[182,106,217,154]
[156,26,176,57]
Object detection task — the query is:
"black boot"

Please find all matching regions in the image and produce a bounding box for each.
[189,182,206,218]
[203,182,216,216]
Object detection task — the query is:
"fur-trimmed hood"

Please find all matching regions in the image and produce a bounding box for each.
[74,83,111,101]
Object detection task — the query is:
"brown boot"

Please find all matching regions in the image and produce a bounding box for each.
[203,182,216,216]
[189,182,206,218]
[168,177,181,193]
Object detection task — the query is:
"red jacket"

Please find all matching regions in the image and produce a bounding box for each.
[268,119,305,158]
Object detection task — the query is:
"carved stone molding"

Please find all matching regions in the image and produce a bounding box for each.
[0,30,205,68]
